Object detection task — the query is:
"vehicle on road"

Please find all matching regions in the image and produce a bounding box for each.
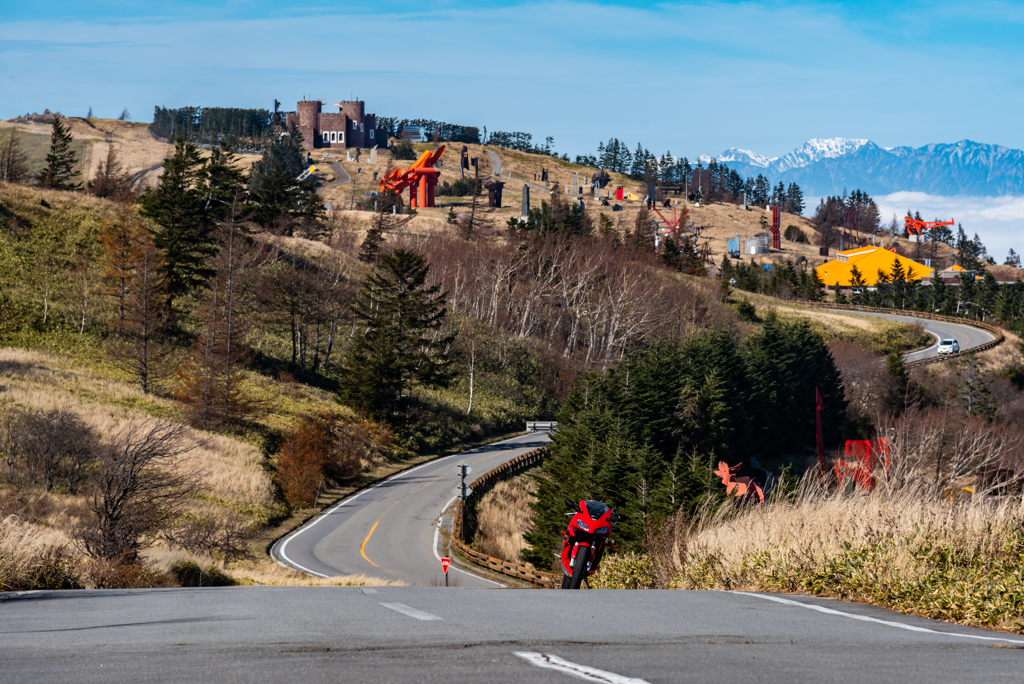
[559,499,624,589]
[937,338,960,356]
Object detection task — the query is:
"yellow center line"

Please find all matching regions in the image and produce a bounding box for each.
[358,447,520,576]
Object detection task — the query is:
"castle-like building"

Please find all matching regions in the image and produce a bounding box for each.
[286,99,389,150]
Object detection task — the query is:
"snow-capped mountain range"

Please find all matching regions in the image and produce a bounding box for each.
[706,138,1024,196]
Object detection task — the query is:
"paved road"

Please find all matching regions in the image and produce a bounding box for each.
[319,161,351,189]
[833,310,996,362]
[272,432,551,587]
[3,587,1023,683]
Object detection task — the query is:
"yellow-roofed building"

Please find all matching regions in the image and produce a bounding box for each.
[816,246,934,287]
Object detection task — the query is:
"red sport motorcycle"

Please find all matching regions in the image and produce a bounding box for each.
[559,499,626,589]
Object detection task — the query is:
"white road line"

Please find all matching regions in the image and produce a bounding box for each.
[379,603,442,621]
[432,496,506,587]
[514,652,650,684]
[275,433,538,576]
[737,592,1024,645]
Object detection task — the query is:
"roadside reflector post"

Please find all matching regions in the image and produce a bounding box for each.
[452,463,472,501]
[441,556,450,586]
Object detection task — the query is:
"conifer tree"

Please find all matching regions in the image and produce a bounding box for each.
[40,115,80,190]
[0,128,29,183]
[139,138,215,311]
[176,205,257,425]
[341,249,452,419]
[100,206,172,394]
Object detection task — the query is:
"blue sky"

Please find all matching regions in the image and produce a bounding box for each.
[4,0,1024,161]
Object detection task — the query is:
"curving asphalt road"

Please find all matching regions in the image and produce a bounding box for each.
[4,587,1024,683]
[272,432,551,587]
[831,310,996,362]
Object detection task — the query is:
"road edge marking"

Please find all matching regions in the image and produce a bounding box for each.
[513,652,650,683]
[736,592,1024,645]
[433,497,506,587]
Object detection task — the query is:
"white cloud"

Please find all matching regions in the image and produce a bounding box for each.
[875,192,1024,262]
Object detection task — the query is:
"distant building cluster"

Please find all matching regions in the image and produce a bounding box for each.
[286,99,389,150]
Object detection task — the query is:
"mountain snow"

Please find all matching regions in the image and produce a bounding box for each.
[706,137,1024,196]
[770,138,869,173]
[716,148,776,168]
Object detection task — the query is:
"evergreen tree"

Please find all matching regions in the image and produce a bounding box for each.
[139,138,215,310]
[341,249,452,419]
[40,115,80,190]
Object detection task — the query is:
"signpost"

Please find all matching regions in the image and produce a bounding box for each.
[441,557,451,586]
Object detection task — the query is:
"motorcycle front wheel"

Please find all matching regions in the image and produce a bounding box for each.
[561,572,572,589]
[568,546,589,589]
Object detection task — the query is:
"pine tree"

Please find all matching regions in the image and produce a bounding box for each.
[139,138,215,311]
[341,249,452,419]
[40,115,80,190]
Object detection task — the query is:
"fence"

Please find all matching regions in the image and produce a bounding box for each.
[451,446,558,588]
[812,304,1005,368]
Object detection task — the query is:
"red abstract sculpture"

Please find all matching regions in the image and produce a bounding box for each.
[380,145,445,208]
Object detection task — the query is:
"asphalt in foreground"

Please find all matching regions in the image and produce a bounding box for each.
[2,587,1022,683]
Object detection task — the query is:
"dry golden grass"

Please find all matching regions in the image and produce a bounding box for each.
[474,475,535,563]
[0,348,274,514]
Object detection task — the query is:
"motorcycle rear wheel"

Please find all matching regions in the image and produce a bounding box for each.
[568,546,589,589]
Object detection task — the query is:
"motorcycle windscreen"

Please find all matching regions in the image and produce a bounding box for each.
[584,500,609,520]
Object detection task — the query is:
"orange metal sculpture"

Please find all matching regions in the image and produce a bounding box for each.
[380,145,446,208]
[904,216,954,237]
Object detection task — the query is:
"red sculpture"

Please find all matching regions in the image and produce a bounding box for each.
[379,145,445,208]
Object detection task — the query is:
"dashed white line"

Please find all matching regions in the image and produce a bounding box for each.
[514,652,650,683]
[379,603,442,621]
[737,592,1024,645]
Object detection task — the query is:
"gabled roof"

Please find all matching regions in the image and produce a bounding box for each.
[816,246,933,287]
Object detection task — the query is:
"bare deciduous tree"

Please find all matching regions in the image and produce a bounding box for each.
[77,419,201,563]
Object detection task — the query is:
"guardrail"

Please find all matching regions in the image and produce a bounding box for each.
[812,303,1006,368]
[451,447,558,588]
[526,421,557,432]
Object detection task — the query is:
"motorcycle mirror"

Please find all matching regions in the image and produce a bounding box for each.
[564,498,576,509]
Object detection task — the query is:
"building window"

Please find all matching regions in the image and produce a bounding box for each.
[353,120,358,129]
[360,123,364,132]
[330,132,336,143]
[322,132,329,143]
[369,130,374,140]
[338,132,344,143]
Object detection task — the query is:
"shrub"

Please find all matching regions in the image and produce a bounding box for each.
[276,412,393,507]
[390,142,417,160]
[170,560,236,587]
[589,552,658,589]
[784,225,809,243]
[80,558,175,589]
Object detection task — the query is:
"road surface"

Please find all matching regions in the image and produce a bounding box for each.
[318,161,351,189]
[832,310,996,362]
[3,587,1023,683]
[272,432,551,587]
